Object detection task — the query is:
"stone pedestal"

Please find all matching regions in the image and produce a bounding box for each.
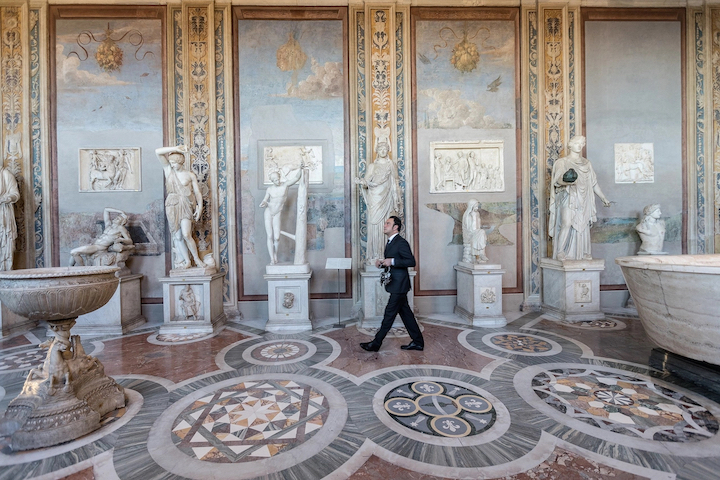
[0,301,35,337]
[75,274,146,336]
[454,263,506,327]
[359,265,416,329]
[540,258,605,322]
[159,271,226,336]
[264,264,312,332]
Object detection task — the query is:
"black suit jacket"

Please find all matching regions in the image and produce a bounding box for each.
[383,234,415,294]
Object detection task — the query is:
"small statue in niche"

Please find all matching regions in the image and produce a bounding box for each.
[179,285,200,320]
[636,203,666,254]
[548,135,612,261]
[69,207,135,273]
[462,199,488,264]
[155,145,206,269]
[0,160,19,271]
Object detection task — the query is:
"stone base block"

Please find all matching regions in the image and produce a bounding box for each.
[159,272,226,336]
[358,266,416,329]
[454,263,506,327]
[75,274,146,336]
[0,301,35,337]
[540,258,605,322]
[264,265,312,332]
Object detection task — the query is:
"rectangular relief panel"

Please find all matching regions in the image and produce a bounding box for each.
[234,7,350,299]
[411,8,522,295]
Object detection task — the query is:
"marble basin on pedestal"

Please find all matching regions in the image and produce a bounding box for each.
[616,254,720,365]
[0,266,125,451]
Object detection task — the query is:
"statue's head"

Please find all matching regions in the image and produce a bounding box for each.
[568,135,586,152]
[113,214,128,227]
[376,140,389,157]
[169,152,185,169]
[643,203,661,218]
[269,171,281,186]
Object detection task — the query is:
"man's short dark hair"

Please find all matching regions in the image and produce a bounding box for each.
[390,215,402,231]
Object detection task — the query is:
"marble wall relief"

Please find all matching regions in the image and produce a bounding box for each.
[78,148,141,192]
[430,141,504,193]
[260,144,325,188]
[614,143,654,184]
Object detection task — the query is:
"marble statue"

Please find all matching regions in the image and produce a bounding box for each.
[259,164,304,265]
[548,135,612,261]
[355,138,401,264]
[179,285,200,319]
[636,203,666,254]
[155,145,206,269]
[69,207,134,272]
[462,199,488,263]
[0,162,19,271]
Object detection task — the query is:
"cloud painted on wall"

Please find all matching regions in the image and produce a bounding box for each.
[56,45,132,88]
[420,88,511,129]
[282,59,343,100]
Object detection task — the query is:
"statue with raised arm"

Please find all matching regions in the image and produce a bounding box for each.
[462,199,488,264]
[69,207,134,270]
[0,161,19,271]
[155,145,206,269]
[259,165,303,265]
[636,203,666,254]
[354,138,401,265]
[548,135,612,261]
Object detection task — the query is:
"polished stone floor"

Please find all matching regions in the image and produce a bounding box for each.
[1,309,720,479]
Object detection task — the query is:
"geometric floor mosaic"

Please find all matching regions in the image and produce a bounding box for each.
[171,380,329,462]
[0,348,44,371]
[249,341,309,363]
[489,333,554,353]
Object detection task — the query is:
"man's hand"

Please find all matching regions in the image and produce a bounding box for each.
[376,258,392,268]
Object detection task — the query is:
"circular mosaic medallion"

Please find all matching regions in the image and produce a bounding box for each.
[357,324,425,338]
[383,381,496,438]
[481,332,562,356]
[242,340,316,366]
[0,348,45,372]
[171,380,329,463]
[523,364,720,448]
[560,318,626,331]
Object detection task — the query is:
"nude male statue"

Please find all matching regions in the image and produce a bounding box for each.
[69,207,133,266]
[259,164,304,265]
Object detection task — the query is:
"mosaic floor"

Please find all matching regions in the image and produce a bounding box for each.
[1,311,720,479]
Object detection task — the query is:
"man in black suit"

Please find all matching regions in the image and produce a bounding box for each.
[360,216,424,352]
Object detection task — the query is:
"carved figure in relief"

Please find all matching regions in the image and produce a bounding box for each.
[462,199,488,263]
[155,145,206,269]
[636,203,666,254]
[179,285,200,319]
[355,138,401,264]
[259,163,304,265]
[28,340,71,396]
[69,207,134,269]
[0,161,19,271]
[548,136,612,261]
[434,152,446,190]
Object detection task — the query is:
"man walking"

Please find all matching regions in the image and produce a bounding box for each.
[360,216,424,352]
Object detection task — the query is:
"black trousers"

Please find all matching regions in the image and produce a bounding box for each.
[373,292,424,346]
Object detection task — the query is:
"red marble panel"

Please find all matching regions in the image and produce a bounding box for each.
[349,455,448,479]
[325,323,494,378]
[59,467,95,480]
[95,330,249,383]
[0,334,31,351]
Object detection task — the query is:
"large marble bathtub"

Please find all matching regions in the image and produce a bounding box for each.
[616,254,720,365]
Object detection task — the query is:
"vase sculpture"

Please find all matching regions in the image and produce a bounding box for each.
[0,266,125,451]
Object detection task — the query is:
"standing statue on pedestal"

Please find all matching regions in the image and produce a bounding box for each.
[259,163,305,265]
[548,136,612,261]
[462,199,488,263]
[0,162,19,271]
[636,203,666,254]
[155,146,206,269]
[69,207,134,272]
[355,138,401,264]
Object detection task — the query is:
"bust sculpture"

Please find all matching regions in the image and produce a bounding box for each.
[548,135,612,261]
[354,138,401,264]
[636,203,666,254]
[0,162,19,271]
[259,165,304,265]
[462,199,488,263]
[69,207,135,273]
[155,146,206,269]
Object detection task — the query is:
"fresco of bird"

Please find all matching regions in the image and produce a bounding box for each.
[487,75,502,92]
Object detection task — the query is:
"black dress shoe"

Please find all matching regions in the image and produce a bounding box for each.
[360,342,380,352]
[401,341,424,351]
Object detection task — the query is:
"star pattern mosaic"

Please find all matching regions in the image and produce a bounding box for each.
[532,367,719,442]
[384,381,496,438]
[171,380,329,462]
[250,341,309,362]
[490,333,552,353]
[0,348,45,371]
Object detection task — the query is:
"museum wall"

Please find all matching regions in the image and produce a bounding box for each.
[0,1,717,318]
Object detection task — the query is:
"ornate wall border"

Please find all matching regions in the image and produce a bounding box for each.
[711,7,720,252]
[690,7,708,254]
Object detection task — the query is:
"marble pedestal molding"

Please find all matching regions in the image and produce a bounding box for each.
[158,271,226,336]
[0,301,35,337]
[75,273,145,336]
[454,262,506,327]
[264,264,312,333]
[359,265,416,329]
[540,258,605,322]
